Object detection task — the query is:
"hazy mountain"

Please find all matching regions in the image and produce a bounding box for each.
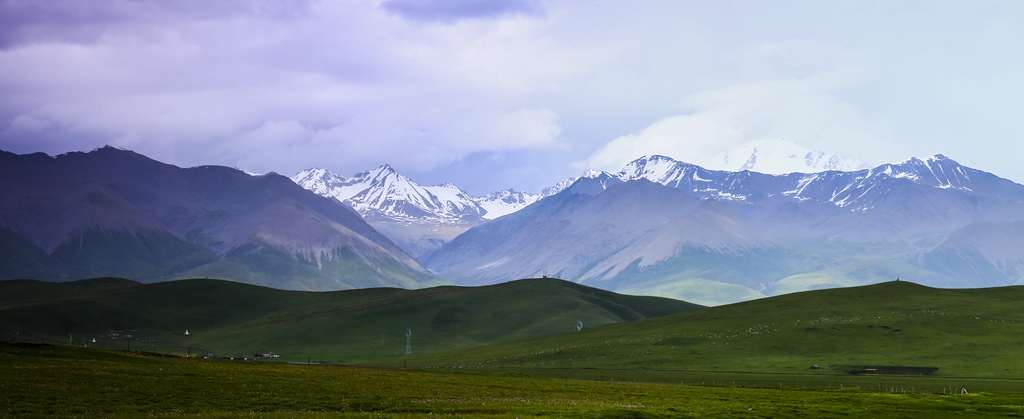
[916,220,1024,286]
[422,179,789,304]
[423,154,1024,304]
[709,139,870,174]
[0,147,444,290]
[608,154,1024,241]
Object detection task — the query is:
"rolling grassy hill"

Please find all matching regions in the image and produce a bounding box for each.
[377,281,1024,379]
[0,277,699,362]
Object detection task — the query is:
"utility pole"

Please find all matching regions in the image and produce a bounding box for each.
[405,329,412,356]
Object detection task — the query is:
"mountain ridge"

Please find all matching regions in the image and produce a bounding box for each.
[421,153,1024,304]
[0,146,443,290]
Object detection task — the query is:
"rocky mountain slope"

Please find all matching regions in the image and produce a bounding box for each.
[422,179,789,304]
[0,147,444,290]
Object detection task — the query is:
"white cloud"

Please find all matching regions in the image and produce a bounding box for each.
[0,1,576,175]
[3,1,1024,189]
[207,107,561,176]
[583,72,896,171]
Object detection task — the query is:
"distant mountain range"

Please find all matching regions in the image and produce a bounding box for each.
[0,147,444,290]
[6,142,1024,306]
[291,166,581,256]
[291,139,870,257]
[420,154,1024,304]
[286,142,1024,305]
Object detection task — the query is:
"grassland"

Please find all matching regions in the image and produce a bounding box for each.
[4,342,1024,418]
[6,280,1024,417]
[0,277,698,362]
[371,281,1024,382]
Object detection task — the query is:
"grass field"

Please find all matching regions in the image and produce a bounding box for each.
[6,280,1024,417]
[370,281,1024,381]
[0,277,698,362]
[4,342,1024,418]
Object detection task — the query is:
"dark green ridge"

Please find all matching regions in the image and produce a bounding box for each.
[377,281,1024,379]
[0,277,700,361]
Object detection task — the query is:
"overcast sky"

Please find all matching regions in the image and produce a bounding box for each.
[2,0,1023,194]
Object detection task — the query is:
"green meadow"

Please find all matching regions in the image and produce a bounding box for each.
[370,281,1024,382]
[3,342,1024,418]
[5,278,1024,417]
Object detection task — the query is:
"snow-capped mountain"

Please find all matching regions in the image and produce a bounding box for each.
[607,153,1003,204]
[292,166,487,224]
[291,165,618,256]
[292,165,605,224]
[709,139,870,174]
[295,153,1021,241]
[293,166,557,256]
[575,154,1024,240]
[475,189,542,219]
[293,151,1024,294]
[423,152,1024,304]
[474,170,607,218]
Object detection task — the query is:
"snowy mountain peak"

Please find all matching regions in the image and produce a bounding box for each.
[618,155,696,184]
[234,167,263,177]
[89,145,130,153]
[363,164,400,180]
[293,151,988,235]
[709,139,870,174]
[539,169,615,197]
[475,188,541,220]
[877,154,975,190]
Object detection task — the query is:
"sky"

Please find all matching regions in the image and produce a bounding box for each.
[1,0,1023,195]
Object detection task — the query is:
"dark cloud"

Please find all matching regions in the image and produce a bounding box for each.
[0,0,310,49]
[381,0,542,23]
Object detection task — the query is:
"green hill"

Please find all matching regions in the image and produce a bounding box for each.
[0,277,700,361]
[381,281,1024,378]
